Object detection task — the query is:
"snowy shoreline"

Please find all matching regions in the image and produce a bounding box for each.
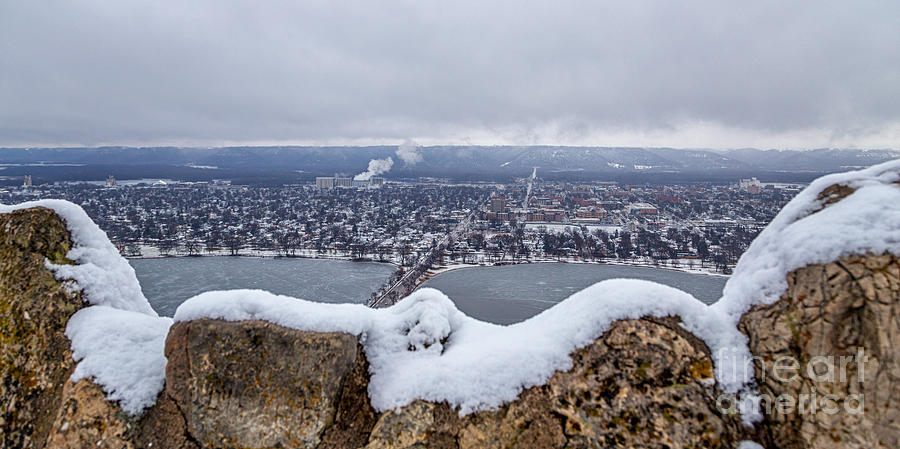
[127,248,729,278]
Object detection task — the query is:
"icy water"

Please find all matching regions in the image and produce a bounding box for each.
[421,263,728,324]
[130,258,727,324]
[129,257,395,317]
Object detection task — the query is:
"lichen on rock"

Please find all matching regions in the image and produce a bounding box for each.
[164,319,361,448]
[740,253,900,448]
[0,207,82,449]
[362,318,744,449]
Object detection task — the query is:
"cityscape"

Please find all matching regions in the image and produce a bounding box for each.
[2,172,799,304]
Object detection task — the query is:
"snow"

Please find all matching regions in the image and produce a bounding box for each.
[175,289,374,335]
[713,159,900,319]
[736,442,764,449]
[708,159,900,424]
[175,281,752,415]
[66,307,173,414]
[0,199,155,315]
[0,200,170,414]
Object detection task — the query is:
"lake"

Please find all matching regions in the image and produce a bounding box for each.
[421,263,728,324]
[130,258,727,324]
[129,256,395,317]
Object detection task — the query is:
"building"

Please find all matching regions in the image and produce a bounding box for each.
[739,177,761,194]
[321,176,383,189]
[352,177,385,188]
[106,175,117,187]
[655,195,683,204]
[316,177,335,189]
[627,202,658,216]
[576,207,607,220]
[489,196,507,213]
[23,175,32,188]
[533,196,562,207]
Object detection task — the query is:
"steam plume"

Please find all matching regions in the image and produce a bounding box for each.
[354,157,394,180]
[354,141,421,181]
[396,140,423,165]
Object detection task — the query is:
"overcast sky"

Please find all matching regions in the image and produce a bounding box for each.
[1,1,898,149]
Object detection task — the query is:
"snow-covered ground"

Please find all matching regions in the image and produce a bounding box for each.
[524,222,622,234]
[4,159,898,430]
[546,256,728,277]
[132,245,402,264]
[423,258,727,284]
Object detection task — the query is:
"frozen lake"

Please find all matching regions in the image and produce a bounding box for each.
[421,263,728,324]
[129,256,395,317]
[131,257,727,325]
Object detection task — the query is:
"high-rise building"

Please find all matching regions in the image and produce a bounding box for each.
[106,175,117,187]
[316,177,335,189]
[23,175,32,188]
[489,196,507,213]
[335,177,353,188]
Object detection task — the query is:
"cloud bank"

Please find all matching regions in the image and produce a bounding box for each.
[1,0,898,149]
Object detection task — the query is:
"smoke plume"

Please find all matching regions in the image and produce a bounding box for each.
[396,140,423,166]
[354,157,394,180]
[353,141,420,181]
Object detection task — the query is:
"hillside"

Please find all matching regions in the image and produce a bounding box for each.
[3,146,899,185]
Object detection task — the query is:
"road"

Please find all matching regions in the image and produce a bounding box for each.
[369,194,489,308]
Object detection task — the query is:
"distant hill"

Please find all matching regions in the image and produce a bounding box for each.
[1,146,898,185]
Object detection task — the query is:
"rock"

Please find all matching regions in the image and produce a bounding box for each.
[44,379,136,449]
[135,392,199,449]
[317,345,378,449]
[161,316,743,448]
[365,400,442,449]
[364,318,744,449]
[163,319,360,448]
[1,207,159,449]
[814,183,856,211]
[0,207,84,449]
[740,253,900,449]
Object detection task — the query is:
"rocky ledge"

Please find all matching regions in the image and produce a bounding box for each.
[2,165,900,449]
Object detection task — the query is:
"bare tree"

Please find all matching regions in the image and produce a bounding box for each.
[224,233,244,256]
[184,240,201,256]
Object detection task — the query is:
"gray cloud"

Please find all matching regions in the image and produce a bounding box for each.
[1,0,899,149]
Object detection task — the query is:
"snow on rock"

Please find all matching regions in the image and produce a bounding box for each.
[0,199,155,315]
[66,306,173,414]
[175,289,375,335]
[736,441,764,449]
[175,281,753,416]
[713,159,900,319]
[1,200,170,414]
[706,159,900,424]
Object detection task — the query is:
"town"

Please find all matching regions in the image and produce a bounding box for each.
[2,173,799,274]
